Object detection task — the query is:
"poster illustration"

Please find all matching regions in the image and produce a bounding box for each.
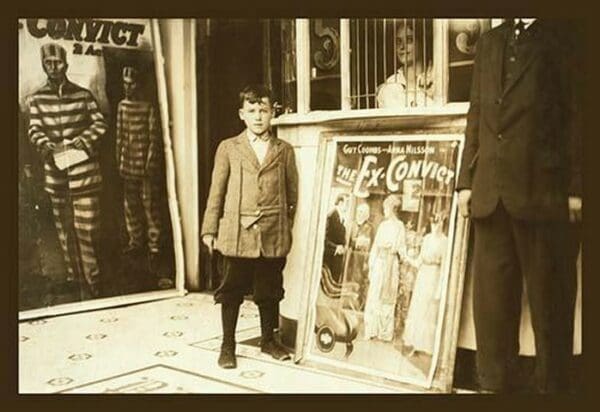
[301,134,462,388]
[18,19,179,313]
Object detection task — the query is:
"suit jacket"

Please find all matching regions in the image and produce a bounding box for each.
[456,21,581,221]
[201,130,299,258]
[324,209,347,280]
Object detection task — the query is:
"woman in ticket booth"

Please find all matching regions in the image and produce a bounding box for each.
[376,20,434,109]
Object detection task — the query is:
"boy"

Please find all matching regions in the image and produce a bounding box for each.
[201,84,298,369]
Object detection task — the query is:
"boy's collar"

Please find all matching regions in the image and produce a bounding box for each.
[247,129,272,142]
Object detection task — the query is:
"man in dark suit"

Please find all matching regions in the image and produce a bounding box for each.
[324,194,349,284]
[456,19,582,393]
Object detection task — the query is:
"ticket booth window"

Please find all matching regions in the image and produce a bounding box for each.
[349,18,434,109]
[278,18,493,115]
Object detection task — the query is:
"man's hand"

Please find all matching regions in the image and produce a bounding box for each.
[202,234,216,255]
[334,245,346,256]
[44,141,57,151]
[71,137,86,151]
[42,142,57,162]
[568,196,582,223]
[458,189,472,218]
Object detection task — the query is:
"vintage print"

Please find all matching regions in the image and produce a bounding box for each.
[17,18,582,395]
[18,18,177,312]
[303,134,462,388]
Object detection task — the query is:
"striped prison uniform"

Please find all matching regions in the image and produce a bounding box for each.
[27,79,107,286]
[116,99,162,252]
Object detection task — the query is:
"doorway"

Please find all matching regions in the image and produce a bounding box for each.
[196,19,275,291]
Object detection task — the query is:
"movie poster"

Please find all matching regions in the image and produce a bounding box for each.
[302,134,462,388]
[18,19,178,312]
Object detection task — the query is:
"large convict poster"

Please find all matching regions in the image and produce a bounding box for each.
[297,133,466,390]
[18,19,182,315]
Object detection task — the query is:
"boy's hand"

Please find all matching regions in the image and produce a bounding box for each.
[202,234,216,255]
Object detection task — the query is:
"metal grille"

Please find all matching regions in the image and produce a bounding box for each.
[280,19,297,114]
[349,18,434,109]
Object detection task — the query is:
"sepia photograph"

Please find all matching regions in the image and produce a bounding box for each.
[16,17,583,395]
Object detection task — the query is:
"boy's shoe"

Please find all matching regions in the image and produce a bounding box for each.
[218,345,237,369]
[261,339,291,361]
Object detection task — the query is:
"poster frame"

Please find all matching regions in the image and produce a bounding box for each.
[294,130,470,393]
[18,18,186,321]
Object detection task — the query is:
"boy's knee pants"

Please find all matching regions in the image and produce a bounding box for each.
[215,256,286,307]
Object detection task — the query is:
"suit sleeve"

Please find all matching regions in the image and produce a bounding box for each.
[201,140,230,236]
[324,213,339,255]
[456,34,484,191]
[565,32,582,197]
[285,144,299,226]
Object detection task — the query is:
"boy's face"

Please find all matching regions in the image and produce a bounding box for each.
[238,97,273,136]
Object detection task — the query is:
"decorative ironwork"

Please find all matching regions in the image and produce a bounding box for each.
[454,20,484,55]
[313,19,340,71]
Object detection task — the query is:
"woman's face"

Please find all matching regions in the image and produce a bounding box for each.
[383,201,394,218]
[395,26,415,66]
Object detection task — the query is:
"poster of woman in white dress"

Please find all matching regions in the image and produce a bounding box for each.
[305,135,462,388]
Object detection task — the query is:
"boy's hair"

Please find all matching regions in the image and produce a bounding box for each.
[239,84,273,108]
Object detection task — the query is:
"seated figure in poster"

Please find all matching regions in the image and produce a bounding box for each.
[26,43,107,298]
[344,202,374,311]
[376,20,434,108]
[364,194,407,341]
[116,66,163,276]
[402,213,448,356]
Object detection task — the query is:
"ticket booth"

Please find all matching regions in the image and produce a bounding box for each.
[193,18,581,392]
[17,18,581,393]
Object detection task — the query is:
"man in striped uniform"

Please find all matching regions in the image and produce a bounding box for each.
[26,43,107,298]
[116,66,162,273]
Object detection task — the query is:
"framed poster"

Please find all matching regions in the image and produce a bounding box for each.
[18,19,185,319]
[295,132,469,392]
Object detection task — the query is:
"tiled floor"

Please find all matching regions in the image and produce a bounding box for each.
[19,293,412,394]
